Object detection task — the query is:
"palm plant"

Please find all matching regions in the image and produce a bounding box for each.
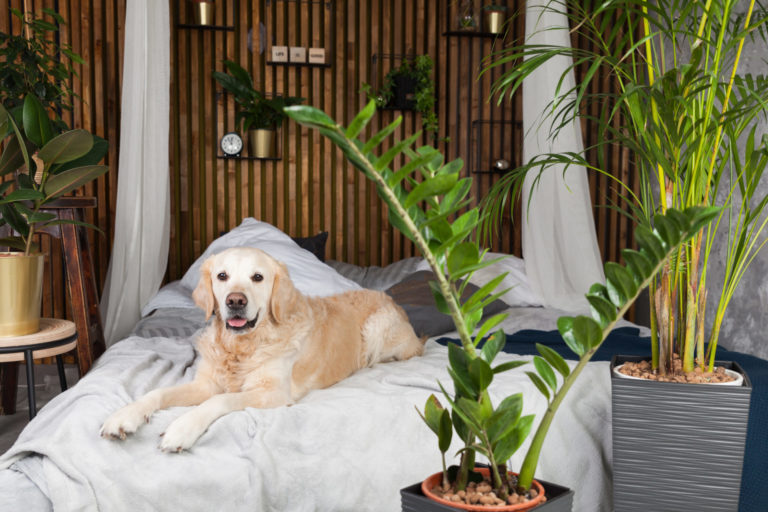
[480,0,768,375]
[285,100,718,500]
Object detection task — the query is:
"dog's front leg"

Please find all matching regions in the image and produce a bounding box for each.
[159,385,291,453]
[100,380,217,441]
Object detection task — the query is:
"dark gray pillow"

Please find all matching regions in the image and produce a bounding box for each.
[385,270,509,337]
[291,231,329,261]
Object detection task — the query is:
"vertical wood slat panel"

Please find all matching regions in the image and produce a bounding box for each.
[166,0,524,278]
[2,1,632,310]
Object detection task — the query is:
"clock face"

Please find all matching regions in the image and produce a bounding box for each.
[221,132,243,156]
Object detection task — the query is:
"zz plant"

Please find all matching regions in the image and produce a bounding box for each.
[285,101,718,499]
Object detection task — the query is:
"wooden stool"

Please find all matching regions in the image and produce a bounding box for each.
[0,319,77,419]
[0,197,106,376]
[37,197,107,375]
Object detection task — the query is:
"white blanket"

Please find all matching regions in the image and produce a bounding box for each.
[0,311,616,511]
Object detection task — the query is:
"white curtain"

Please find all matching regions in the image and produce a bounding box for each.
[100,0,170,345]
[521,0,605,311]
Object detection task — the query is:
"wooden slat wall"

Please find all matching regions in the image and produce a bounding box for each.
[167,0,528,281]
[2,1,634,315]
[0,1,124,320]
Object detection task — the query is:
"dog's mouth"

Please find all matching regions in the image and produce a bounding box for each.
[225,311,259,331]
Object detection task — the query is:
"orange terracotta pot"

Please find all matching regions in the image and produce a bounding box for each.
[421,467,547,511]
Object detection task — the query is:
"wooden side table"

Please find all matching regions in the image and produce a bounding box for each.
[0,319,77,419]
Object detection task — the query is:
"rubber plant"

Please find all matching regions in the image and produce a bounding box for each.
[0,97,108,255]
[285,100,719,500]
[479,0,768,376]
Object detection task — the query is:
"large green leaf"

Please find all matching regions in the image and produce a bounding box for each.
[0,135,26,177]
[42,165,107,200]
[22,94,53,147]
[0,188,44,204]
[533,356,557,390]
[467,357,493,393]
[447,242,479,277]
[536,343,570,378]
[38,130,94,165]
[604,262,637,305]
[51,135,108,173]
[480,329,506,364]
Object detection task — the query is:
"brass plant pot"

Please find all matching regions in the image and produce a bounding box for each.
[192,1,215,26]
[248,129,277,158]
[0,252,44,337]
[484,10,505,34]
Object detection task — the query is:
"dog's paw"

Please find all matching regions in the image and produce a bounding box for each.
[100,403,152,440]
[158,412,208,453]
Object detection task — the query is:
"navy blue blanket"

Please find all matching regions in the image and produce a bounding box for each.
[437,328,767,512]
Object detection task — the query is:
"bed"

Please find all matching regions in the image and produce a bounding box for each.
[0,217,757,512]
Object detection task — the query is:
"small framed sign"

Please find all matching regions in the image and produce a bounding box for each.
[271,46,288,62]
[308,48,326,64]
[289,47,307,63]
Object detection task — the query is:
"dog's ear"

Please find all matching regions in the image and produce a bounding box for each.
[270,261,298,324]
[192,257,216,320]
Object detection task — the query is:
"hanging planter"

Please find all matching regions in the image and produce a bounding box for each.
[611,355,751,512]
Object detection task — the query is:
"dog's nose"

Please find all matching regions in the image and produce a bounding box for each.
[226,292,248,309]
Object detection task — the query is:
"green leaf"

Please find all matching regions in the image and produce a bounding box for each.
[557,316,585,357]
[457,396,491,428]
[403,173,458,209]
[481,329,506,364]
[492,414,534,463]
[438,408,452,453]
[284,105,338,130]
[526,371,550,401]
[22,94,53,147]
[345,100,377,139]
[487,393,523,443]
[0,188,45,204]
[422,394,444,434]
[536,343,570,378]
[492,360,527,374]
[621,249,653,280]
[447,343,477,397]
[468,357,493,393]
[427,279,451,315]
[42,165,108,200]
[51,135,108,173]
[0,135,26,177]
[604,262,637,305]
[533,356,558,391]
[38,130,95,165]
[0,203,29,237]
[362,118,403,155]
[447,242,480,277]
[634,224,666,260]
[475,316,508,348]
[586,293,617,327]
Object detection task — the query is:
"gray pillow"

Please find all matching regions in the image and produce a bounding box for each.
[385,270,509,337]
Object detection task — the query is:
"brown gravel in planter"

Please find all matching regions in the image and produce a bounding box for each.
[617,354,736,384]
[430,477,543,507]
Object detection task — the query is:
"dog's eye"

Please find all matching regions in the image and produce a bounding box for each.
[217,272,228,281]
[251,273,263,282]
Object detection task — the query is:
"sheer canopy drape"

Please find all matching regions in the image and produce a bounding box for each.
[100,0,171,345]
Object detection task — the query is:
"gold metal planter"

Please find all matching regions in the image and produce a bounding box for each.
[248,129,277,159]
[484,10,505,34]
[192,1,215,26]
[0,252,44,337]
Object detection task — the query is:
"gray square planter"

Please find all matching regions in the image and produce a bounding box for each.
[401,478,573,512]
[611,355,752,512]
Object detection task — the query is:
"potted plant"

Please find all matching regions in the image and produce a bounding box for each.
[457,0,479,31]
[362,55,439,138]
[285,100,717,510]
[479,0,768,509]
[482,4,507,34]
[212,60,304,158]
[0,9,108,337]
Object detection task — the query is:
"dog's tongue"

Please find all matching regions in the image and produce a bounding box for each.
[227,317,248,328]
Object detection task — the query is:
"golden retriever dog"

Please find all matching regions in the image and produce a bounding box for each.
[100,247,424,452]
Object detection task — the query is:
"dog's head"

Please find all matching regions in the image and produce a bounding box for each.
[192,247,298,333]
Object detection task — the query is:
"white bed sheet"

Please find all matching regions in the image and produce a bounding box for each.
[0,305,639,512]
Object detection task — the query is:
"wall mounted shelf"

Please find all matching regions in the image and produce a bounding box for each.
[266,61,331,68]
[217,155,281,161]
[177,23,235,31]
[470,119,521,175]
[442,30,504,38]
